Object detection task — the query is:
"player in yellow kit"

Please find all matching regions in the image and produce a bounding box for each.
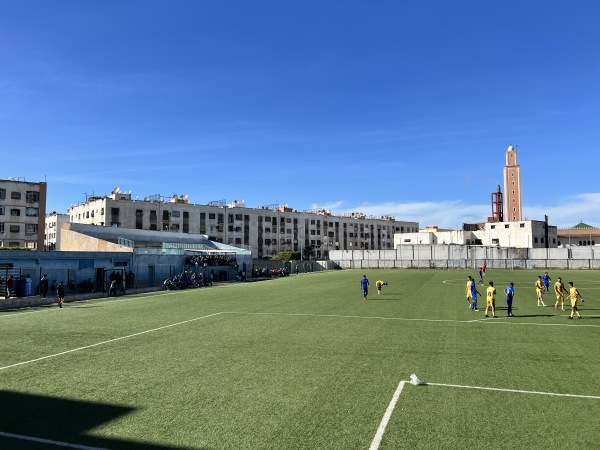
[465,276,473,308]
[375,280,387,295]
[535,276,547,307]
[485,281,497,318]
[568,282,583,319]
[554,277,567,311]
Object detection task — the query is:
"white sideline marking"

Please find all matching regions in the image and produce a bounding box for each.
[0,312,223,371]
[369,380,407,450]
[427,382,600,400]
[0,431,107,449]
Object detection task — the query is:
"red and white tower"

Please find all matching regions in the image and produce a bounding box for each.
[503,145,522,221]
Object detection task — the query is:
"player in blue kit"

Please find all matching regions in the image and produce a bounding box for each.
[504,282,515,317]
[360,275,370,300]
[542,272,551,293]
[470,279,481,311]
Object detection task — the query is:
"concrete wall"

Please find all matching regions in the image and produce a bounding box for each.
[329,244,600,270]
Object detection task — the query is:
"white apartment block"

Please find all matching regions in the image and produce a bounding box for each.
[45,212,69,250]
[0,178,47,249]
[395,220,558,249]
[66,189,419,258]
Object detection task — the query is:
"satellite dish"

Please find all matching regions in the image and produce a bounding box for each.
[114,187,120,194]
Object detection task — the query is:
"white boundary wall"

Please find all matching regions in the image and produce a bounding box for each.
[329,245,599,270]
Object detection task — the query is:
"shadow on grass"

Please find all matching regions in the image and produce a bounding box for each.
[0,391,210,450]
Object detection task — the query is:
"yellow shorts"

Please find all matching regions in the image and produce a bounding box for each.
[486,299,495,307]
[571,298,578,308]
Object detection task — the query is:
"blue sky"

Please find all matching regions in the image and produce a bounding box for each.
[2,1,599,229]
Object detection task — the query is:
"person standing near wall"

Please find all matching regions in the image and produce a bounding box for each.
[40,274,49,298]
[25,274,32,296]
[57,281,65,308]
[5,275,13,299]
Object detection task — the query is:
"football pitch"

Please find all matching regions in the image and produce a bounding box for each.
[1,269,599,449]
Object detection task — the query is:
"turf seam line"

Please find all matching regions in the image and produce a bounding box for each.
[369,380,407,450]
[0,431,108,449]
[427,382,600,399]
[0,312,224,371]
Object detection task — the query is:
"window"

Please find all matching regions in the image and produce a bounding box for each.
[150,210,157,220]
[26,207,39,216]
[26,191,40,202]
[0,189,5,199]
[0,206,4,215]
[534,237,538,244]
[10,209,20,216]
[171,211,180,218]
[505,224,509,228]
[111,207,120,216]
[25,224,38,234]
[265,227,271,233]
[491,225,495,229]
[136,210,144,217]
[235,214,243,221]
[11,192,21,200]
[0,223,4,233]
[209,213,216,219]
[265,216,271,222]
[492,239,499,245]
[520,223,525,228]
[10,225,20,232]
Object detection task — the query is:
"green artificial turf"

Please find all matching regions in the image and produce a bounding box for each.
[1,269,599,449]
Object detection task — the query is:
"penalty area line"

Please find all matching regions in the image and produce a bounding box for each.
[0,312,224,371]
[427,382,600,400]
[369,380,407,450]
[0,431,108,449]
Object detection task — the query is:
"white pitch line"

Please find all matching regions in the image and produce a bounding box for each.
[0,312,223,371]
[427,382,600,400]
[0,431,108,449]
[369,380,407,450]
[224,311,600,328]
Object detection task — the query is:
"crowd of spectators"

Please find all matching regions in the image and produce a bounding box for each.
[252,267,289,278]
[186,255,238,267]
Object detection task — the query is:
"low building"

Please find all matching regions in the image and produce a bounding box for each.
[557,222,599,247]
[394,220,558,249]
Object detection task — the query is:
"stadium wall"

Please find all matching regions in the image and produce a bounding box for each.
[329,245,599,270]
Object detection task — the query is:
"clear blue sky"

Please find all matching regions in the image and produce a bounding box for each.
[2,1,599,229]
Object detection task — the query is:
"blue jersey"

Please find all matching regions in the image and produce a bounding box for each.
[542,275,550,286]
[470,282,478,299]
[505,286,514,302]
[361,278,369,291]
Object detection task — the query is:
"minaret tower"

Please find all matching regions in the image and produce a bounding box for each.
[503,145,522,221]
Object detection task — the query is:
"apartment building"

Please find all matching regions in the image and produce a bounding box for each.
[45,212,69,250]
[66,188,419,258]
[0,178,47,249]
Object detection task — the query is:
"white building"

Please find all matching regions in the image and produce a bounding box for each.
[65,188,419,258]
[44,212,69,250]
[395,220,558,249]
[0,178,47,249]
